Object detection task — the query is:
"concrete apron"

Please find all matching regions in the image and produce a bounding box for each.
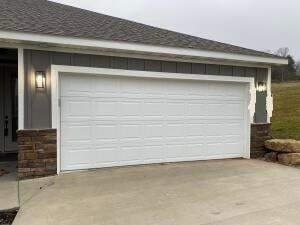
[12,159,300,225]
[0,161,19,212]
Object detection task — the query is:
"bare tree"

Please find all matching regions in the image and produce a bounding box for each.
[275,47,290,57]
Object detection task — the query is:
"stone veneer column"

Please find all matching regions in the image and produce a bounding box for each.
[251,123,271,158]
[17,129,57,179]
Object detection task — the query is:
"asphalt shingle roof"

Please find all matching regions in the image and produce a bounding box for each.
[0,0,281,59]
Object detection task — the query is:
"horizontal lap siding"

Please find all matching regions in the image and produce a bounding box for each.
[24,50,268,128]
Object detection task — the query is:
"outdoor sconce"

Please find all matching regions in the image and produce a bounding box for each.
[257,81,267,92]
[36,71,46,89]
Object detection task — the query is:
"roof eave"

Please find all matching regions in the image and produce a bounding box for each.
[0,30,288,66]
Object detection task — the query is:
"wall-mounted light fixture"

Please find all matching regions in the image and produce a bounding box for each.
[257,81,267,92]
[36,71,46,89]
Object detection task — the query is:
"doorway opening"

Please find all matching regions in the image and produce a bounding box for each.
[0,48,18,179]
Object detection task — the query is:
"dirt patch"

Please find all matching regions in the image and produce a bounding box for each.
[0,169,9,177]
[0,211,17,225]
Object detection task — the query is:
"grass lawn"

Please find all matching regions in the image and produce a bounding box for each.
[271,82,300,140]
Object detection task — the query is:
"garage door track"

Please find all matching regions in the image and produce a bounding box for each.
[13,159,300,225]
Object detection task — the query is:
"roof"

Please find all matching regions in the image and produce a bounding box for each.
[0,0,281,59]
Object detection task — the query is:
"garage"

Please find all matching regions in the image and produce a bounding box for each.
[58,68,252,171]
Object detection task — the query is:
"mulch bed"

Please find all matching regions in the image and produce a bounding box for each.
[0,211,17,225]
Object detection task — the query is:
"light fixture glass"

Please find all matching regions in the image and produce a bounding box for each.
[257,81,267,92]
[36,71,46,89]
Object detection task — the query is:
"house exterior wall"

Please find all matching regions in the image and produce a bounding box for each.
[23,49,268,129]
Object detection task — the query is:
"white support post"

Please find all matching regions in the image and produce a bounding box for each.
[18,48,25,130]
[266,66,273,123]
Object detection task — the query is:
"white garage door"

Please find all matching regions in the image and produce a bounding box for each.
[60,73,248,171]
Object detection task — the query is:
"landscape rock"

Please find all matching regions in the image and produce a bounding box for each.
[264,152,278,162]
[278,153,300,166]
[265,139,300,153]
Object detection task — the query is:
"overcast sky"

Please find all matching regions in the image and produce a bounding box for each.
[52,0,300,61]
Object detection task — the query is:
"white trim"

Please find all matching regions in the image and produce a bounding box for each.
[244,83,251,159]
[266,66,273,123]
[0,41,276,68]
[51,65,255,174]
[18,48,24,129]
[249,81,257,124]
[0,30,288,66]
[0,41,273,69]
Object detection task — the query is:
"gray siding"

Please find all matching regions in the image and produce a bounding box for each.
[24,49,268,128]
[255,68,268,123]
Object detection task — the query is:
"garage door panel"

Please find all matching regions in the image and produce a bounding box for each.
[225,123,244,134]
[119,146,145,163]
[205,147,230,157]
[61,124,92,141]
[61,99,92,121]
[142,139,164,148]
[94,124,118,139]
[94,139,118,147]
[187,103,219,116]
[61,74,93,97]
[166,145,214,160]
[205,136,223,144]
[94,101,118,117]
[60,73,248,171]
[93,76,119,93]
[119,78,144,93]
[94,148,119,164]
[185,136,206,144]
[201,82,244,96]
[205,124,239,136]
[166,103,185,116]
[120,101,142,116]
[164,80,186,95]
[165,144,186,158]
[62,142,92,151]
[62,149,91,170]
[141,146,164,161]
[143,124,164,138]
[165,124,185,137]
[187,103,243,117]
[219,143,244,155]
[185,124,206,136]
[119,124,142,139]
[186,144,205,155]
[222,103,244,116]
[143,81,165,94]
[165,138,186,147]
[223,135,242,143]
[143,102,164,116]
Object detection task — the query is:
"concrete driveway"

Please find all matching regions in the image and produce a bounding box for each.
[0,160,19,211]
[13,159,300,225]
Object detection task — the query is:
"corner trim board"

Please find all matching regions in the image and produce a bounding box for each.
[51,65,255,174]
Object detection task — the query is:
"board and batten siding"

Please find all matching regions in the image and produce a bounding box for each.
[23,49,268,129]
